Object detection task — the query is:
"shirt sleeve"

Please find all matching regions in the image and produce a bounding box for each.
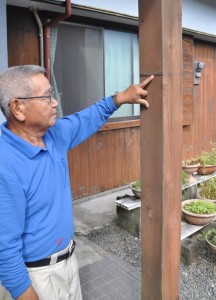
[0,174,31,299]
[54,96,118,151]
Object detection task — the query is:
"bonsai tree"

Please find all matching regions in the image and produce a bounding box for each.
[199,151,216,166]
[198,142,216,167]
[130,179,141,198]
[205,228,216,247]
[198,177,216,200]
[182,145,199,166]
[204,227,216,255]
[131,179,141,191]
[182,157,199,166]
[197,142,216,175]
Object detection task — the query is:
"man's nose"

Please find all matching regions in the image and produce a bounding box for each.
[52,98,58,107]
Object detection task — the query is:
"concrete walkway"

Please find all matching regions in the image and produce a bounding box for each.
[73,187,133,235]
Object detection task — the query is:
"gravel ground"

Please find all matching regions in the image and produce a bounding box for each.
[86,220,216,300]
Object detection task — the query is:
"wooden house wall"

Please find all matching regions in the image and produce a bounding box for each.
[7,6,39,66]
[7,6,216,199]
[68,121,141,199]
[183,39,216,160]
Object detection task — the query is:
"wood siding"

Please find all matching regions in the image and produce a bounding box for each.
[7,6,39,66]
[6,6,216,199]
[68,125,140,199]
[183,36,193,125]
[183,40,216,159]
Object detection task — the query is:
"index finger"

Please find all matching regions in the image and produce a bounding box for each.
[139,75,154,88]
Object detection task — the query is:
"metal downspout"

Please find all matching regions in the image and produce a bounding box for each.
[30,7,44,67]
[43,0,72,81]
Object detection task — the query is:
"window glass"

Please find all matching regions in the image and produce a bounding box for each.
[104,29,140,118]
[53,23,103,115]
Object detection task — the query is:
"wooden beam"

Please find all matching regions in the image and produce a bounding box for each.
[139,0,182,299]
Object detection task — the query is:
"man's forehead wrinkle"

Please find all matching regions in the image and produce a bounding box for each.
[31,75,53,93]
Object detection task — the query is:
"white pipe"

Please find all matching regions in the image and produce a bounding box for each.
[30,7,44,67]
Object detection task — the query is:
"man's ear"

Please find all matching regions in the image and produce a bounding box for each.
[9,99,26,121]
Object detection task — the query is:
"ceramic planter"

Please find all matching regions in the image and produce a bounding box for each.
[197,165,216,175]
[182,164,200,183]
[206,238,216,256]
[182,199,216,225]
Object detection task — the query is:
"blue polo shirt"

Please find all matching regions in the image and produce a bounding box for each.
[0,96,117,299]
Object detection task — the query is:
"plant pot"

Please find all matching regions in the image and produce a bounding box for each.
[182,164,200,183]
[182,199,216,225]
[206,238,216,256]
[129,182,141,199]
[197,165,216,175]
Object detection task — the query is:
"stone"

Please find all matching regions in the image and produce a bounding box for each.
[116,205,140,238]
[181,238,199,265]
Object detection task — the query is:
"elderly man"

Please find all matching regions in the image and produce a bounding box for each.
[0,65,153,300]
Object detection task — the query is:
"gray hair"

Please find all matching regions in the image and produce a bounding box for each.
[0,65,45,119]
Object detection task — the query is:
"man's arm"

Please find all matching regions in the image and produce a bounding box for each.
[55,75,154,151]
[0,174,31,299]
[17,286,39,300]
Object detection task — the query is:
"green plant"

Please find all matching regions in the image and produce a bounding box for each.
[204,228,216,246]
[199,177,216,200]
[182,171,189,186]
[183,145,199,165]
[199,142,216,166]
[131,179,141,191]
[182,157,199,166]
[183,200,216,215]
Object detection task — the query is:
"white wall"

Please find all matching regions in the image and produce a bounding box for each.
[73,0,138,16]
[73,0,216,36]
[182,0,216,35]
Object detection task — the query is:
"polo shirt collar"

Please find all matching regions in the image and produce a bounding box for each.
[0,122,48,158]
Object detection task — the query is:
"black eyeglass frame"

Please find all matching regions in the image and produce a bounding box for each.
[15,91,54,104]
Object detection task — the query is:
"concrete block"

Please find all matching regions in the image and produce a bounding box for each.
[116,205,140,237]
[181,238,199,265]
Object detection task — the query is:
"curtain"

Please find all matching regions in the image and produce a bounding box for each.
[104,30,140,118]
[53,24,103,115]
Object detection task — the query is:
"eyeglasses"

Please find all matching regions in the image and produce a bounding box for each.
[16,91,55,104]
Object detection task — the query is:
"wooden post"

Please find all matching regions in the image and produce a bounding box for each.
[139,0,182,299]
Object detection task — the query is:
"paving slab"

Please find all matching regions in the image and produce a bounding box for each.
[79,254,141,300]
[75,236,108,268]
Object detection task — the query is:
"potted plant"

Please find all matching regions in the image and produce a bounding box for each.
[182,158,200,183]
[131,175,190,200]
[198,177,216,201]
[182,199,216,225]
[204,227,216,255]
[182,146,200,183]
[197,143,216,175]
[129,179,141,198]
